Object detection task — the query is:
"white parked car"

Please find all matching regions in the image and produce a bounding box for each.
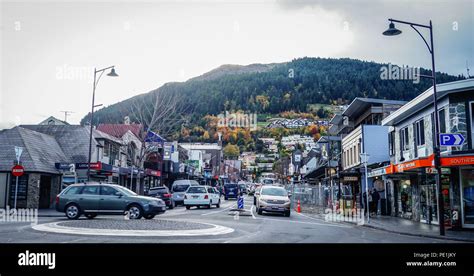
[184,185,221,209]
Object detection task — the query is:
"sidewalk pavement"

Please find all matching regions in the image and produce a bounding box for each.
[297,205,474,242]
[361,215,474,242]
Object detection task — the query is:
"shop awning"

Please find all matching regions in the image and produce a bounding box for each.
[377,154,474,175]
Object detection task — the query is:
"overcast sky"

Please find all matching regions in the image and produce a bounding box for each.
[1,0,473,127]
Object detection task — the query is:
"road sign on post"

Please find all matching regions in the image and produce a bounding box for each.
[439,133,465,146]
[12,165,24,177]
[14,146,23,163]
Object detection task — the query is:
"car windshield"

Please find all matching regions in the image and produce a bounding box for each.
[187,186,207,193]
[261,187,287,196]
[116,186,137,196]
[263,179,274,184]
[173,184,190,192]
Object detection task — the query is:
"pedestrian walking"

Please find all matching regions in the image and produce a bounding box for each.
[371,188,380,216]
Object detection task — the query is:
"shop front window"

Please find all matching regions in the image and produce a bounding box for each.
[461,168,474,226]
[398,180,412,219]
[420,174,438,224]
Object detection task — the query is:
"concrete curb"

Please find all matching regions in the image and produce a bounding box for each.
[359,223,474,243]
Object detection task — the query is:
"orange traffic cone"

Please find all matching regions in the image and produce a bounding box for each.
[296,200,301,213]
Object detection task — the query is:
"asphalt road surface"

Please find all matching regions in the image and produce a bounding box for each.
[0,195,459,243]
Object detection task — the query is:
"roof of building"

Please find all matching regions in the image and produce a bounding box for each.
[97,124,142,139]
[382,78,474,126]
[20,125,121,163]
[0,127,68,173]
[342,98,407,119]
[38,116,70,126]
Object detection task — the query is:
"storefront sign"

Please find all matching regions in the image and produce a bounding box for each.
[368,167,387,177]
[343,176,358,182]
[75,162,102,170]
[440,156,474,166]
[396,155,434,173]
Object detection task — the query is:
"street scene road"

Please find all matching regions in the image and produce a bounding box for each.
[0,195,459,243]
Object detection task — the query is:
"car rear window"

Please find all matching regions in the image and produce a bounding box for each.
[225,184,238,189]
[187,186,207,193]
[172,184,190,192]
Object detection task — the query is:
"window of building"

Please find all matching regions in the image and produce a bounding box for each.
[389,131,395,156]
[400,127,409,151]
[104,141,110,157]
[439,108,446,133]
[470,102,474,148]
[415,119,425,146]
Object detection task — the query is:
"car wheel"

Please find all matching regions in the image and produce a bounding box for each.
[65,204,81,220]
[257,207,263,215]
[144,214,155,219]
[216,200,221,208]
[127,204,143,219]
[225,197,228,200]
[169,201,175,209]
[285,211,291,217]
[85,213,97,219]
[186,205,191,210]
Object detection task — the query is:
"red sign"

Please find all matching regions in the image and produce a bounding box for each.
[11,165,24,177]
[145,169,161,177]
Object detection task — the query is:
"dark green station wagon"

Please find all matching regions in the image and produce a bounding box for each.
[55,183,166,220]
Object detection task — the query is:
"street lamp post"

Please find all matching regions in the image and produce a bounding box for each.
[383,18,444,235]
[360,152,370,223]
[87,66,119,182]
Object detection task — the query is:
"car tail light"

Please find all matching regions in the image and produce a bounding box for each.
[163,193,171,198]
[55,195,59,205]
[204,195,209,199]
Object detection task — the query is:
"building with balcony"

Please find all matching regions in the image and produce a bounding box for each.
[331,98,406,211]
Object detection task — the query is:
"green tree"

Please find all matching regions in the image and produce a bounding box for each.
[223,144,240,159]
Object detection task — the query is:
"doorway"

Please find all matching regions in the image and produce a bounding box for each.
[39,175,52,209]
[460,168,474,228]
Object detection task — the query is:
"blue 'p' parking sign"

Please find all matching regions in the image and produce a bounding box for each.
[439,133,465,146]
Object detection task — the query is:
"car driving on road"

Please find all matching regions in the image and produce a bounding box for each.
[146,186,175,209]
[171,179,200,206]
[184,185,221,209]
[255,185,291,217]
[223,183,240,200]
[55,183,166,220]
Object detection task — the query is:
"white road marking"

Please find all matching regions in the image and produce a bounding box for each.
[33,221,234,237]
[250,205,256,219]
[200,205,233,216]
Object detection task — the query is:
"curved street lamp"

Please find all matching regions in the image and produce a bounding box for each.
[383,18,444,236]
[87,66,119,181]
